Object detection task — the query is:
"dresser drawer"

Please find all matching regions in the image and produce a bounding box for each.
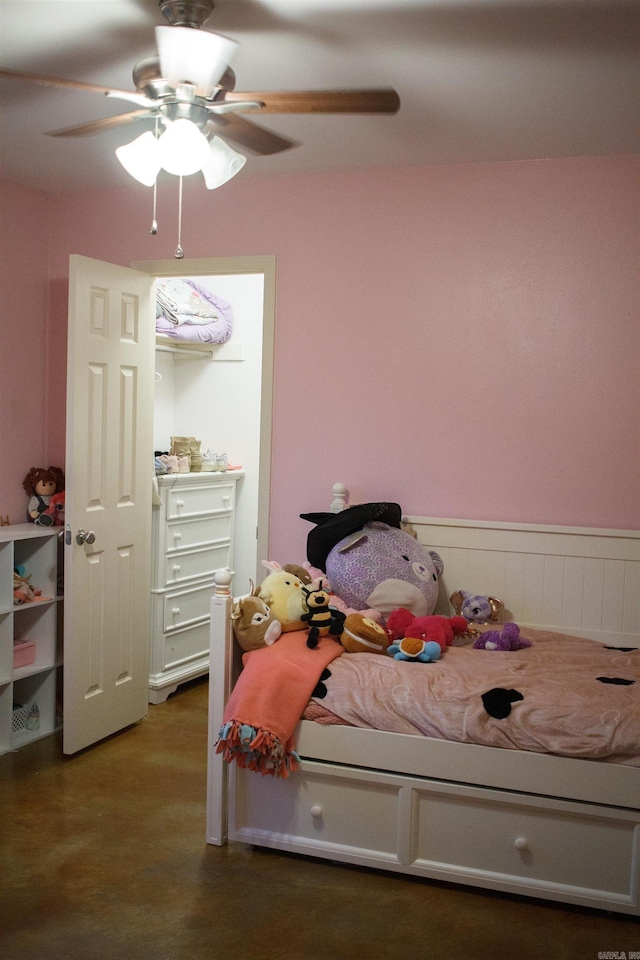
[165,514,232,554]
[165,480,236,519]
[162,544,231,587]
[162,581,215,632]
[161,620,210,671]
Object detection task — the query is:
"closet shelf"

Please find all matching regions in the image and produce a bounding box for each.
[155,338,214,359]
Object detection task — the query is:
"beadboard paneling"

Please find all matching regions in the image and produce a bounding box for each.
[408,518,639,644]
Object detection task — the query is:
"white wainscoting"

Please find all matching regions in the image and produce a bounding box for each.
[408,517,639,644]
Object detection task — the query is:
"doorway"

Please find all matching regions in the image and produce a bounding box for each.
[132,255,275,589]
[62,254,275,751]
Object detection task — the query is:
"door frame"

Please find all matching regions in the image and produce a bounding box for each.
[131,255,275,580]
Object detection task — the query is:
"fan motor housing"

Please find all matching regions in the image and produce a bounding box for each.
[159,0,214,29]
[160,100,211,129]
[133,57,172,98]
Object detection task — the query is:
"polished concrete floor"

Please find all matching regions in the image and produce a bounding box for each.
[1,678,637,960]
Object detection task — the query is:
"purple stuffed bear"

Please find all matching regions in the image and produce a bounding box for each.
[472,622,532,651]
[302,503,443,622]
[325,521,443,620]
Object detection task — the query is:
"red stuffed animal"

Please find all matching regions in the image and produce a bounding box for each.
[386,608,469,652]
[41,491,65,526]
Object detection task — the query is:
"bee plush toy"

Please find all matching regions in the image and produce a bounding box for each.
[301,581,345,649]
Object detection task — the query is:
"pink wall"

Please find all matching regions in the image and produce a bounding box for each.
[2,154,638,558]
[0,181,51,524]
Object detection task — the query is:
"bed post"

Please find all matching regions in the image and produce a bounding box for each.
[206,569,234,845]
[330,482,349,513]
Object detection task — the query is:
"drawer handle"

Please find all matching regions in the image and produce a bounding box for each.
[172,607,181,616]
[310,805,323,818]
[514,836,529,852]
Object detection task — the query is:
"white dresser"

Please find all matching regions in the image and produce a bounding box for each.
[149,471,243,703]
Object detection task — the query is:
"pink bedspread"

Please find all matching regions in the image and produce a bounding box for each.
[308,630,640,765]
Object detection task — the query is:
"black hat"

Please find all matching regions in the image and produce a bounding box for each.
[301,502,403,572]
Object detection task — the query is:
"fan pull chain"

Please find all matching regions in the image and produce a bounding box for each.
[150,118,159,235]
[150,179,158,235]
[175,175,184,259]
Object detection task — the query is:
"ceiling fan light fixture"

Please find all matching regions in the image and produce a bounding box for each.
[202,136,246,189]
[155,25,237,92]
[115,131,162,186]
[157,118,210,176]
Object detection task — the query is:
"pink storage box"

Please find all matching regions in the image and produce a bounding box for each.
[13,641,36,669]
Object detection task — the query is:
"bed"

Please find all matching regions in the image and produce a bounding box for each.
[206,486,640,915]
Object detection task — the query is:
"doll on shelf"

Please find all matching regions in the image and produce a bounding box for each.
[22,466,65,526]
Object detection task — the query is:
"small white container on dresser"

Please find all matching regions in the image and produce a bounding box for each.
[149,471,243,703]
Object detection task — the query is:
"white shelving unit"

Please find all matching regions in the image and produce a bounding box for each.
[0,524,63,754]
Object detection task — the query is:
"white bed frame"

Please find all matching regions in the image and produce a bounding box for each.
[206,485,640,915]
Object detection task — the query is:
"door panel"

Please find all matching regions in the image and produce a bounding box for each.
[64,255,154,754]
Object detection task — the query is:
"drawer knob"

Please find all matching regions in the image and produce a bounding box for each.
[173,564,181,572]
[172,607,180,616]
[223,495,230,502]
[310,805,323,818]
[176,499,184,507]
[514,836,529,852]
[174,532,182,540]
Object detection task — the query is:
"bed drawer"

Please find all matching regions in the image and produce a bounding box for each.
[229,761,640,913]
[231,763,405,865]
[412,783,640,902]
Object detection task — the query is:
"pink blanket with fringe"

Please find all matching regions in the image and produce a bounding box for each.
[216,630,343,777]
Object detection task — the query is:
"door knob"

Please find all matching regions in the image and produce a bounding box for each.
[76,529,96,545]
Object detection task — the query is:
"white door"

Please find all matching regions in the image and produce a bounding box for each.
[63,255,154,754]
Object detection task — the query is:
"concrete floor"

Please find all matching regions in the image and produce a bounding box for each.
[1,678,637,960]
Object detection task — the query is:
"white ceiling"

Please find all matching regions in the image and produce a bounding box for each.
[0,0,638,194]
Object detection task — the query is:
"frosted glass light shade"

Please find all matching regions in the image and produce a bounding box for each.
[201,136,246,189]
[155,25,237,91]
[157,119,210,176]
[115,131,161,186]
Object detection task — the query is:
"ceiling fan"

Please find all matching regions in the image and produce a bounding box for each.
[0,0,401,160]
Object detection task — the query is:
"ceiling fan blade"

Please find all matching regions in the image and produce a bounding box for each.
[46,110,153,138]
[0,67,138,101]
[206,113,298,156]
[207,99,264,115]
[223,88,400,115]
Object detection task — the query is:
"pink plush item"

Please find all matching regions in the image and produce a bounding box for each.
[386,609,469,651]
[301,561,332,592]
[327,592,382,622]
[473,622,532,651]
